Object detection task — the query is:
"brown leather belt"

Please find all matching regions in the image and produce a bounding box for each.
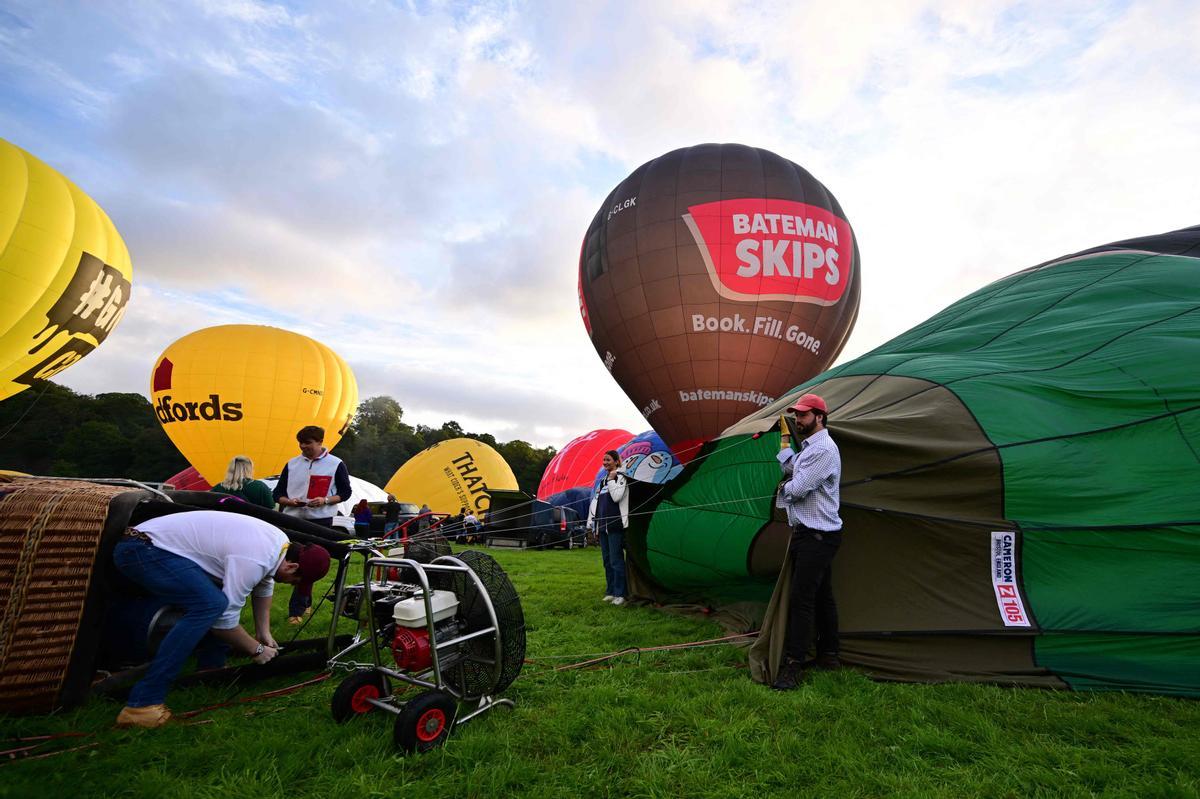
[124,527,153,543]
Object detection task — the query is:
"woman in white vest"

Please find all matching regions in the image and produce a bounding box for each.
[586,450,630,605]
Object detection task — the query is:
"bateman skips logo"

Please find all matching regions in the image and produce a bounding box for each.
[682,199,853,305]
[991,531,1031,628]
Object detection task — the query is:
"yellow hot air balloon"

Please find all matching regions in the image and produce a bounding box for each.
[150,325,358,485]
[385,438,518,517]
[0,139,133,400]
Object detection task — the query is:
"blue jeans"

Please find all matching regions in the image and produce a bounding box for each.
[112,539,230,707]
[599,523,627,598]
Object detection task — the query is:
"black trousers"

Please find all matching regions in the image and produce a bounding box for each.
[784,524,841,661]
[289,515,334,616]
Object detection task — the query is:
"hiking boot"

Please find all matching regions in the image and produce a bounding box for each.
[771,659,804,691]
[816,653,842,671]
[116,704,172,729]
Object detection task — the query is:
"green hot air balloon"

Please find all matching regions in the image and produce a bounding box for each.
[626,225,1200,697]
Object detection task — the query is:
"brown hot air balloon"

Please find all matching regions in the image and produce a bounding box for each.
[578,143,861,460]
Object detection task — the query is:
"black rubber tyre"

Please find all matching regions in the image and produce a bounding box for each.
[331,670,386,723]
[394,689,457,753]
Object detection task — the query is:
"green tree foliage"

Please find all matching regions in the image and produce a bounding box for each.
[0,385,556,494]
[336,397,557,494]
[0,383,187,480]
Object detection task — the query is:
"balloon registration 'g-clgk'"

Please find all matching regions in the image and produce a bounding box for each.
[629,225,1200,697]
[0,139,133,400]
[385,438,518,518]
[579,143,861,461]
[151,325,358,485]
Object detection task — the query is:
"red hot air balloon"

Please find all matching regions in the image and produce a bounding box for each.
[164,466,211,491]
[578,143,861,460]
[537,428,633,500]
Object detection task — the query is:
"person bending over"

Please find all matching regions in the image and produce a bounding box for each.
[112,509,330,728]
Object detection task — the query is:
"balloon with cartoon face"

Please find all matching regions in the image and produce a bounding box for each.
[621,439,684,484]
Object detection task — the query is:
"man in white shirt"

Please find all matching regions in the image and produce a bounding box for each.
[773,393,843,690]
[111,510,331,728]
[463,510,480,542]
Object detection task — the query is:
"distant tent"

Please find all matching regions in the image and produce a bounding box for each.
[631,225,1200,697]
[261,473,387,518]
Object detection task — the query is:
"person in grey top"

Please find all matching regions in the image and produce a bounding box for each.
[773,392,843,690]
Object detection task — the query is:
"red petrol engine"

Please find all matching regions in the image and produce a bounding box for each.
[392,626,433,671]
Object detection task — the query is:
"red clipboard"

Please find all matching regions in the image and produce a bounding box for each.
[306,475,332,499]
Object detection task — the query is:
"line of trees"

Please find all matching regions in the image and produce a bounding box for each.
[0,385,556,494]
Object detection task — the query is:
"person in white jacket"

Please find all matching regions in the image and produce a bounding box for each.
[587,450,630,605]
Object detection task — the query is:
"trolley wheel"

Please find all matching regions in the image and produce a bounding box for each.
[394,689,457,753]
[331,670,386,723]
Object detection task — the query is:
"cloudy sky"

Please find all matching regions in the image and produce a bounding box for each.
[2,0,1197,447]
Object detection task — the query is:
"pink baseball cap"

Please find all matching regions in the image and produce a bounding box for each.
[789,393,828,414]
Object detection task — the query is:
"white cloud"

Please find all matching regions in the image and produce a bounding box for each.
[5,0,1199,449]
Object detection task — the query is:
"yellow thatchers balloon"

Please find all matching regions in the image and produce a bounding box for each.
[150,325,358,485]
[0,139,133,400]
[385,438,518,517]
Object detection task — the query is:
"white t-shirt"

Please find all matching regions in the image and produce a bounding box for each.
[136,510,290,629]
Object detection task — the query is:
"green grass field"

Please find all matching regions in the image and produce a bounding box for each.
[3,547,1198,798]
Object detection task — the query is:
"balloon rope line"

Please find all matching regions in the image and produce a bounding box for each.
[617,432,767,522]
[175,671,332,720]
[402,432,772,538]
[285,578,338,645]
[0,741,100,765]
[528,631,757,662]
[2,674,331,760]
[0,380,52,442]
[624,491,781,520]
[527,631,758,672]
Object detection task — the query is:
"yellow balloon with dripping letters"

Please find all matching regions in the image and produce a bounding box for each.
[0,139,133,400]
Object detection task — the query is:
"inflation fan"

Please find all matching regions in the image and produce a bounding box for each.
[327,542,526,753]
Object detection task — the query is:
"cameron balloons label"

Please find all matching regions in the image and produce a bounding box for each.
[991,531,1032,628]
[682,199,853,305]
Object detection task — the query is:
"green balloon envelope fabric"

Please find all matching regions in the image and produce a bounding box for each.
[627,225,1200,696]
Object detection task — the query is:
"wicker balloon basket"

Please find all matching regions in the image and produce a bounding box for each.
[0,477,149,714]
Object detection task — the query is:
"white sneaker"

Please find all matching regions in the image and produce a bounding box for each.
[603,595,615,603]
[611,597,626,606]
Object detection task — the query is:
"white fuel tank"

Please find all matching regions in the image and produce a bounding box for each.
[392,590,460,628]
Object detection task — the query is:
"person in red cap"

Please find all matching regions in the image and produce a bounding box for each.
[111,509,331,728]
[772,392,842,690]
